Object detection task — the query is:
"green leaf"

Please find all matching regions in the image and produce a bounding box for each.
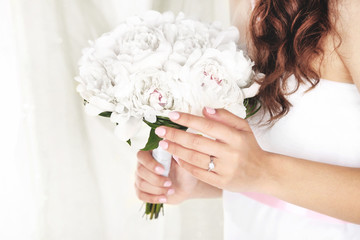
[244,97,262,119]
[143,119,159,129]
[150,203,156,219]
[99,111,112,118]
[140,116,187,151]
[246,103,262,119]
[126,139,131,146]
[140,128,163,151]
[145,203,151,215]
[143,116,187,131]
[155,203,162,218]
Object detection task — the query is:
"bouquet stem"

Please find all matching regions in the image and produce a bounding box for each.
[144,146,172,219]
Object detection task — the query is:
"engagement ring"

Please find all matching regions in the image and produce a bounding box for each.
[208,155,215,171]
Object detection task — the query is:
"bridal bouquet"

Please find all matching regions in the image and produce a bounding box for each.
[75,11,260,219]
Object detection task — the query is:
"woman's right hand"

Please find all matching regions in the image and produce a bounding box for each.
[135,150,199,204]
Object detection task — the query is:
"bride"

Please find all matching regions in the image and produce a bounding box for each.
[135,0,360,239]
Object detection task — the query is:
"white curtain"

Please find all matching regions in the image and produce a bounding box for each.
[2,0,230,239]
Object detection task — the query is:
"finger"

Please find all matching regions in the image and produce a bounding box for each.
[202,107,252,132]
[134,186,168,204]
[136,163,173,188]
[178,159,222,189]
[162,139,226,174]
[135,176,175,196]
[137,150,167,175]
[155,126,227,157]
[166,111,241,144]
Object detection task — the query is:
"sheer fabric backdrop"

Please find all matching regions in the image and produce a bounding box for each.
[5,0,229,239]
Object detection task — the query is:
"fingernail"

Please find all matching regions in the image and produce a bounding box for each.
[167,189,175,195]
[168,111,180,120]
[164,181,172,187]
[159,140,168,150]
[155,127,166,137]
[155,166,165,175]
[173,155,179,163]
[205,107,216,115]
[159,198,167,203]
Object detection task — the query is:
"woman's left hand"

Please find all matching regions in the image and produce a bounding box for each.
[154,107,274,194]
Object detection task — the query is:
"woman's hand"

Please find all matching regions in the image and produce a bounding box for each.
[154,107,274,194]
[135,151,199,204]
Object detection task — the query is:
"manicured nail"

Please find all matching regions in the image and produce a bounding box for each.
[164,181,172,187]
[155,166,165,175]
[168,111,180,120]
[167,189,175,195]
[173,155,179,163]
[155,127,166,137]
[205,107,216,115]
[159,198,167,203]
[159,140,168,150]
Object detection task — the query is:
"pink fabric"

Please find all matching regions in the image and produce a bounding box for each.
[242,192,346,224]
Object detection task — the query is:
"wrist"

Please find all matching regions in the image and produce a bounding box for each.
[189,180,222,199]
[255,151,282,196]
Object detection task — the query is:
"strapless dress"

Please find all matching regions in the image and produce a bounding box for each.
[223,76,360,239]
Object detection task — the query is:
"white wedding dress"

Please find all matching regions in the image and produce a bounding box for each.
[223,76,360,239]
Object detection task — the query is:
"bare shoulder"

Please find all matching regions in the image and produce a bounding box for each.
[336,0,360,37]
[335,0,360,90]
[229,0,253,47]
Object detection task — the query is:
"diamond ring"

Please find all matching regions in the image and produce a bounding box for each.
[208,155,215,172]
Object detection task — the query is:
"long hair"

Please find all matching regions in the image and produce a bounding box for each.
[249,0,336,122]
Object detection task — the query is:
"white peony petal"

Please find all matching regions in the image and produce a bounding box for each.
[143,10,162,20]
[144,111,157,123]
[226,104,247,119]
[79,90,93,101]
[114,104,124,113]
[163,24,177,43]
[163,60,181,73]
[129,121,152,149]
[184,49,203,67]
[242,82,260,99]
[89,96,115,112]
[169,52,187,65]
[74,76,84,84]
[162,11,175,23]
[110,112,124,123]
[114,117,143,141]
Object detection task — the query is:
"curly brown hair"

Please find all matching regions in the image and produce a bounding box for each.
[249,0,338,122]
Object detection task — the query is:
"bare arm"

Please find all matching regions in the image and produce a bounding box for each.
[265,153,360,224]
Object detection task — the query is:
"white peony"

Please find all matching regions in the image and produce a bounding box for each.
[179,48,254,118]
[110,69,187,141]
[75,10,258,143]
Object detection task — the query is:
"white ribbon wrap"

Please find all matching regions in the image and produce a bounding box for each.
[152,146,172,177]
